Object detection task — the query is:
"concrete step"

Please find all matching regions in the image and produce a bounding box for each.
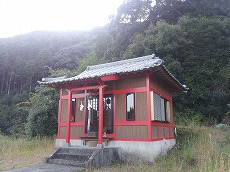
[48,158,86,167]
[57,147,96,154]
[53,152,91,162]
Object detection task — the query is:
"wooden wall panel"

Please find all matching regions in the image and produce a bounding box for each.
[136,92,147,120]
[165,127,169,138]
[159,126,164,138]
[116,125,148,139]
[150,77,157,90]
[104,81,113,91]
[116,76,146,90]
[152,126,158,139]
[116,94,125,120]
[169,127,174,137]
[76,97,85,121]
[70,126,83,138]
[157,80,168,95]
[60,126,66,137]
[61,99,68,122]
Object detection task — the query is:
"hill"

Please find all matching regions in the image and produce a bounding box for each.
[0,0,229,137]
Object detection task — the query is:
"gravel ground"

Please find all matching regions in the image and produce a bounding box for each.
[4,163,84,172]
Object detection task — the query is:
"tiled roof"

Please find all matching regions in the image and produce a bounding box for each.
[38,54,188,91]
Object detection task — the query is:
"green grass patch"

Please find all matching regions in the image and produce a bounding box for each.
[93,125,230,172]
[0,135,55,171]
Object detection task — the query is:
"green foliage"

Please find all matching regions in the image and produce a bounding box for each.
[115,0,152,24]
[0,93,28,136]
[125,16,230,122]
[76,51,101,73]
[26,86,59,137]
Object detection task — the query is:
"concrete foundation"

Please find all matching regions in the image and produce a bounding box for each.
[108,139,176,162]
[55,139,176,162]
[55,139,84,148]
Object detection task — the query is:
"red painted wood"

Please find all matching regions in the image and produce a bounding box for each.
[56,71,176,142]
[100,75,120,81]
[66,90,72,144]
[146,73,152,141]
[70,85,107,92]
[57,89,62,138]
[113,86,117,138]
[83,96,87,137]
[98,85,104,145]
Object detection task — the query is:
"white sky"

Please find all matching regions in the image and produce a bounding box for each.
[0,0,124,38]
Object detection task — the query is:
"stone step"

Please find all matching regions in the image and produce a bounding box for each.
[57,147,96,154]
[53,152,92,162]
[48,158,86,167]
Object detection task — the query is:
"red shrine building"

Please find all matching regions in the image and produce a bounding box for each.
[39,54,188,162]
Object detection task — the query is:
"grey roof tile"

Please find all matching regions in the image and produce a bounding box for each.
[38,54,188,91]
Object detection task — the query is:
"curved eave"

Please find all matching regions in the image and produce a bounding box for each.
[159,65,188,92]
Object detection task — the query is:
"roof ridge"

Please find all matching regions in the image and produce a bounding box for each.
[86,54,157,71]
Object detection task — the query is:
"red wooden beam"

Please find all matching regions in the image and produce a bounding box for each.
[69,85,107,92]
[97,85,104,147]
[100,75,120,81]
[66,90,72,144]
[146,72,152,141]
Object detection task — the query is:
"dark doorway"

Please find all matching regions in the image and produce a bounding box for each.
[85,94,113,134]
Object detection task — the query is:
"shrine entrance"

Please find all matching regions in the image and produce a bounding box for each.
[86,94,113,135]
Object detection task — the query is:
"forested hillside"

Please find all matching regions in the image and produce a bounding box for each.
[0,0,229,137]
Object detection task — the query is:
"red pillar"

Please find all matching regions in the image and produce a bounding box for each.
[66,90,72,145]
[146,73,152,141]
[98,85,104,147]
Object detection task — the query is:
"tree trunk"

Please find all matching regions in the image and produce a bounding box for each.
[0,71,5,95]
[7,71,13,95]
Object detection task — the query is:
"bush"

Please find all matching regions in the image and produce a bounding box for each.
[26,86,59,137]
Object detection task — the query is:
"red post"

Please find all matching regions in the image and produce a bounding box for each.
[146,72,152,141]
[98,85,104,147]
[66,90,72,144]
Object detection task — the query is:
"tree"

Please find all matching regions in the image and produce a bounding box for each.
[114,0,153,24]
[124,16,230,122]
[26,86,59,137]
[150,0,230,23]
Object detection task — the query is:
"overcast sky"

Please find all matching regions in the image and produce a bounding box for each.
[0,0,124,38]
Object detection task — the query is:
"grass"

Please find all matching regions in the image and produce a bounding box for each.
[91,125,230,172]
[0,125,229,172]
[0,135,55,171]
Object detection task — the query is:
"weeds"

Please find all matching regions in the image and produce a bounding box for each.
[93,126,230,172]
[0,135,55,171]
[1,125,229,172]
